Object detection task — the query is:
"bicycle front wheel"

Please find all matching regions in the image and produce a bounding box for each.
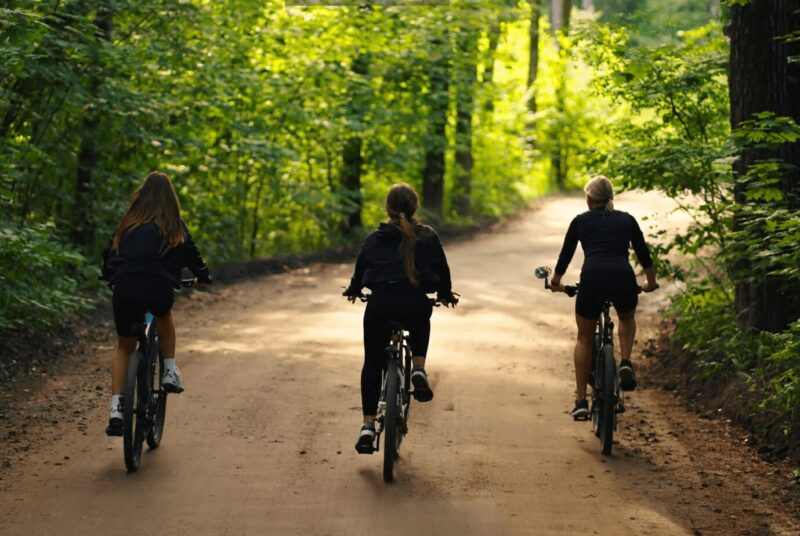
[600,344,616,455]
[123,351,147,472]
[383,359,401,483]
[146,351,167,449]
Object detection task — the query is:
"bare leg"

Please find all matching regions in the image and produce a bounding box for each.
[111,337,138,394]
[574,314,597,401]
[154,311,176,358]
[363,415,375,425]
[617,313,636,362]
[411,356,426,368]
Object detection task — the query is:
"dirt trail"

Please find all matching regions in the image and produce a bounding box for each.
[1,192,798,536]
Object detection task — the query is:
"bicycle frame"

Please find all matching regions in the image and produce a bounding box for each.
[375,328,412,452]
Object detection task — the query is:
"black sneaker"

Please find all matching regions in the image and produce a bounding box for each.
[618,360,637,391]
[571,399,589,420]
[355,422,376,454]
[411,367,434,402]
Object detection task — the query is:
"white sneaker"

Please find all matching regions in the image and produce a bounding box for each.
[162,366,184,393]
[105,402,124,436]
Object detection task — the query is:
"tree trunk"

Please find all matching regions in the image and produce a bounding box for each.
[583,0,595,12]
[72,3,112,247]
[550,0,572,190]
[422,36,449,222]
[453,23,479,216]
[340,136,363,231]
[527,0,541,113]
[340,52,369,234]
[729,0,800,331]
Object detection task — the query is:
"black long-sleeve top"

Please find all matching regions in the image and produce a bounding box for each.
[101,220,211,288]
[555,208,653,275]
[345,223,454,298]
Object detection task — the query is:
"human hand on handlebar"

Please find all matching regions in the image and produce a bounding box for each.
[549,275,564,293]
[640,281,659,293]
[437,291,460,308]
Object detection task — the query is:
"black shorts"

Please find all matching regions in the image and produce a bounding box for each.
[112,273,174,337]
[576,268,638,320]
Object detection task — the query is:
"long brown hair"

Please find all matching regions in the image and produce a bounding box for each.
[112,171,184,253]
[385,183,421,287]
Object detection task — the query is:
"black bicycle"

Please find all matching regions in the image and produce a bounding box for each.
[535,267,621,455]
[121,279,198,472]
[350,293,444,482]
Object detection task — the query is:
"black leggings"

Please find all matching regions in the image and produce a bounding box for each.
[361,283,433,416]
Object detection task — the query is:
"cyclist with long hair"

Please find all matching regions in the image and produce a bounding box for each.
[550,176,658,419]
[343,183,458,452]
[101,171,211,436]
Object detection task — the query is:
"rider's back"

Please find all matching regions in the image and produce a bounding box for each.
[556,209,651,274]
[355,223,450,294]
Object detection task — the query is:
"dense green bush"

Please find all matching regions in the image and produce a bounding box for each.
[0,222,92,331]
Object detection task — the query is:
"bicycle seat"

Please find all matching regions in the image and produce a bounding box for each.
[385,321,408,332]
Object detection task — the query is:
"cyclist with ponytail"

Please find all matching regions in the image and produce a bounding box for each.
[343,183,458,452]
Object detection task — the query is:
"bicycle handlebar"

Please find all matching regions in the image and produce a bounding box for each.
[344,289,456,308]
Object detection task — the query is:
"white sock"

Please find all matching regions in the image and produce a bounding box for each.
[164,358,176,373]
[111,394,123,409]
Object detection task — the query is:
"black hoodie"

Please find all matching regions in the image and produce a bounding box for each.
[345,223,454,298]
[100,220,211,288]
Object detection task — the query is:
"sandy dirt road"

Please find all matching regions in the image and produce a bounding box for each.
[1,192,798,536]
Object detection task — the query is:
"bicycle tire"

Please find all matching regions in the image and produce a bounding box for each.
[146,351,167,449]
[383,358,401,483]
[600,344,616,455]
[123,351,146,472]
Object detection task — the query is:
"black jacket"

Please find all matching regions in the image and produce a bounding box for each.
[555,208,653,275]
[101,220,211,288]
[345,223,454,298]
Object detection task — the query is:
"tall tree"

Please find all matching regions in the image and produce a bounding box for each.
[340,51,369,233]
[422,32,449,221]
[729,0,800,331]
[72,1,112,246]
[453,8,480,216]
[551,0,573,189]
[527,0,542,113]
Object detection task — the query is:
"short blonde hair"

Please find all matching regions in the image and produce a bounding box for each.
[584,175,614,211]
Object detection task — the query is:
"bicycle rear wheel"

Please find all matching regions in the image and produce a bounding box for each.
[123,351,147,472]
[146,351,167,449]
[600,344,616,455]
[383,359,401,483]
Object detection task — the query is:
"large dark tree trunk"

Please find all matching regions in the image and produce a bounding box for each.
[72,3,112,247]
[729,0,800,331]
[422,36,449,222]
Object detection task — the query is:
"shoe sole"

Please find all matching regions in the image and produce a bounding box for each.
[105,418,123,437]
[355,442,375,454]
[411,375,434,402]
[163,384,184,394]
[618,367,637,391]
[571,409,590,420]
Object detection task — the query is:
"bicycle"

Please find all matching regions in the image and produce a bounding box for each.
[534,266,622,456]
[121,278,199,472]
[350,292,443,482]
